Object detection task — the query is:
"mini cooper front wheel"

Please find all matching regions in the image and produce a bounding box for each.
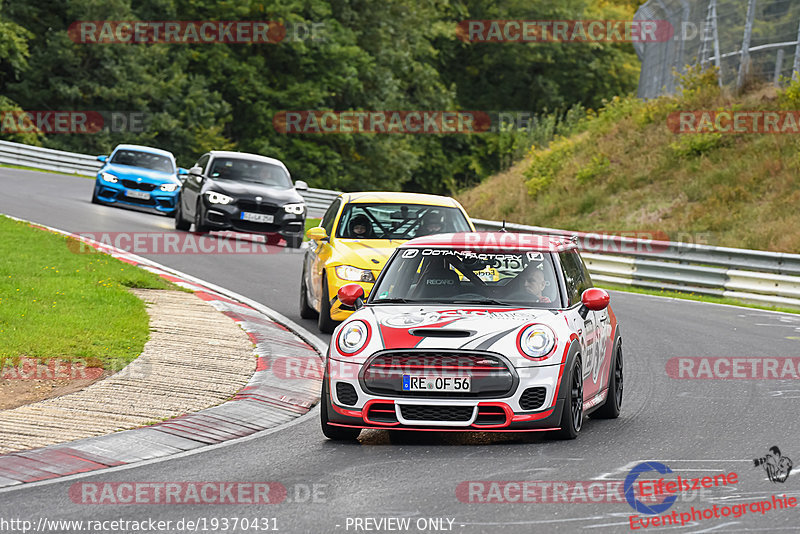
[551,356,583,440]
[593,342,623,419]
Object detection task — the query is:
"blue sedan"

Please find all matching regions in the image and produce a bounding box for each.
[92,144,187,216]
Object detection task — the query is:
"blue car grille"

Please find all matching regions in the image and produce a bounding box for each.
[121,179,157,192]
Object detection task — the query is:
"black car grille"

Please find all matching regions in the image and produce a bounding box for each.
[399,405,474,422]
[121,179,157,191]
[336,382,358,406]
[519,387,547,411]
[361,351,515,398]
[237,200,279,215]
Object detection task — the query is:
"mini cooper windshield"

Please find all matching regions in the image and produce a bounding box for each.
[208,157,292,188]
[370,247,561,307]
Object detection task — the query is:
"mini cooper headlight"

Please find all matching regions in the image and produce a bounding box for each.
[517,324,556,360]
[100,172,118,183]
[335,265,376,283]
[205,191,234,205]
[160,183,179,192]
[283,203,305,215]
[336,320,371,355]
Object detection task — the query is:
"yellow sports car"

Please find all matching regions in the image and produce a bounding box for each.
[300,192,475,333]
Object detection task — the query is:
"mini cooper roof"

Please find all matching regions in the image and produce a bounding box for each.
[400,232,578,252]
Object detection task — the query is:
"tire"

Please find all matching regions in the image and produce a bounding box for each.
[91,188,101,205]
[551,356,583,440]
[286,234,303,249]
[300,269,318,319]
[320,378,361,441]
[593,342,623,419]
[317,274,340,334]
[174,197,191,231]
[194,201,209,233]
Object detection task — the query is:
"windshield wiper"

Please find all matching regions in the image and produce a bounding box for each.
[450,298,510,306]
[373,298,416,304]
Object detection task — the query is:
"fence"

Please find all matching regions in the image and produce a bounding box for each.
[635,0,800,98]
[2,139,800,309]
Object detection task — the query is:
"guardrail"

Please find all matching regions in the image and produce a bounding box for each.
[2,139,799,309]
[0,140,337,217]
[0,140,103,176]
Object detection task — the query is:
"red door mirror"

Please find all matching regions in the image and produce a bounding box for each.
[581,288,610,311]
[338,283,365,308]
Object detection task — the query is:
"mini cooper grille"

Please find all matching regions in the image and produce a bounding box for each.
[399,405,474,422]
[237,200,279,215]
[335,382,358,406]
[121,180,157,191]
[362,351,514,398]
[519,387,547,411]
[365,402,397,424]
[474,405,508,426]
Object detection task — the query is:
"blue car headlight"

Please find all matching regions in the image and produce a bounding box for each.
[100,172,118,183]
[160,183,179,192]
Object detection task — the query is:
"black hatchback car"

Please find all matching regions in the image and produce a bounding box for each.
[175,151,307,247]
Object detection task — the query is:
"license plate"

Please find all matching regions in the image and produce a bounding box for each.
[125,190,150,200]
[240,212,274,223]
[402,375,471,392]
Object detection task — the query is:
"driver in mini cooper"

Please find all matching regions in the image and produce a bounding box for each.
[522,268,551,303]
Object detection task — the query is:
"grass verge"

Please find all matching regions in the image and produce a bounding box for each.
[0,215,174,369]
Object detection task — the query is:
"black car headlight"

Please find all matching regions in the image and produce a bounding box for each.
[205,191,234,205]
[283,203,305,215]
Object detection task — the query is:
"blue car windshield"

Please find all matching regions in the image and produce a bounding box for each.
[110,150,174,173]
[208,158,292,188]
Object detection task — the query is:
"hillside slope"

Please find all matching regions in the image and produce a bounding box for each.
[458,70,800,253]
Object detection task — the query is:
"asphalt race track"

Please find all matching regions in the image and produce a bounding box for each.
[1,168,799,533]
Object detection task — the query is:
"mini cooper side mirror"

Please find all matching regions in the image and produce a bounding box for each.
[305,226,328,242]
[579,288,610,318]
[338,284,365,310]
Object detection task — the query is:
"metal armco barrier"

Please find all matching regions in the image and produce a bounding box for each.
[0,140,103,176]
[471,218,800,309]
[2,139,799,309]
